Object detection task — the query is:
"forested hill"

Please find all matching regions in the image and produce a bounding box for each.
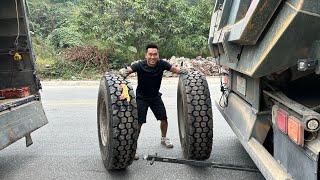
[27,0,213,79]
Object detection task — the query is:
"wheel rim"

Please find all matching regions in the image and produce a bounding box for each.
[178,84,186,141]
[99,99,109,147]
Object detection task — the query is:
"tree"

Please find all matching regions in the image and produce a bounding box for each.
[28,0,214,71]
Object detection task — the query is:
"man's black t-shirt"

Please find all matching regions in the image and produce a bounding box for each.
[131,60,172,98]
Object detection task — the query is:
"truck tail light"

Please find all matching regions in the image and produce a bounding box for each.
[306,119,319,131]
[276,108,288,134]
[288,116,304,146]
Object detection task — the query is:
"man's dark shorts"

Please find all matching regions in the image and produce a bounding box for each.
[136,96,167,124]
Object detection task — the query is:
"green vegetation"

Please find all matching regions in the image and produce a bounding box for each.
[27,0,213,79]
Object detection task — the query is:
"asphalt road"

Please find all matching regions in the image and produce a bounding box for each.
[0,77,264,180]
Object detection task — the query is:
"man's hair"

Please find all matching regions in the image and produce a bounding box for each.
[146,43,158,51]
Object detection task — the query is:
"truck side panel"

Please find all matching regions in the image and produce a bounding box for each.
[209,0,320,78]
[0,0,40,93]
[0,0,48,150]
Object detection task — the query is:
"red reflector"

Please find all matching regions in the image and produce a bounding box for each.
[276,108,288,134]
[288,116,304,146]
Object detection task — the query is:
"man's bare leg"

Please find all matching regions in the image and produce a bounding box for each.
[160,120,173,148]
[134,123,142,160]
[138,123,142,134]
[160,120,168,137]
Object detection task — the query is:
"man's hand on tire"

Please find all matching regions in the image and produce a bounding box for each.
[179,68,188,75]
[119,68,130,78]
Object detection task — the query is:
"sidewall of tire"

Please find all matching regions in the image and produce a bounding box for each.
[97,77,113,169]
[177,77,190,157]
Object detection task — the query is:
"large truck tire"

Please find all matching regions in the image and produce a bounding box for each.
[177,71,213,160]
[97,72,139,170]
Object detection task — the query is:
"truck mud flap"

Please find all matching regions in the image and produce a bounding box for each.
[0,100,48,150]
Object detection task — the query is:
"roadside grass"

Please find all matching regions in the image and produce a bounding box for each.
[36,59,103,80]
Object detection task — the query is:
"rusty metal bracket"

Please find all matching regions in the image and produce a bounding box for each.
[25,133,33,147]
[0,95,37,112]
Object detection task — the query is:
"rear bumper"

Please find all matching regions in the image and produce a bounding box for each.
[215,93,293,179]
[0,100,48,150]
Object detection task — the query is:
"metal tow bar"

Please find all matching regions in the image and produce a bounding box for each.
[144,154,259,173]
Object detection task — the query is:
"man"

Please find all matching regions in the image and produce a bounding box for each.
[119,44,186,159]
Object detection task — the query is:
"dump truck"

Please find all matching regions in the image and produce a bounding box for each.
[0,0,48,150]
[208,0,320,179]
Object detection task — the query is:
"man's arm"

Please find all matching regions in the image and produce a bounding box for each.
[169,66,180,74]
[119,67,134,77]
[169,66,188,75]
[126,67,134,74]
[119,61,140,77]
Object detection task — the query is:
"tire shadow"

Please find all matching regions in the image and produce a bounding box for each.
[107,169,131,180]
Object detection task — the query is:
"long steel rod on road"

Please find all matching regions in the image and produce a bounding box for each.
[144,154,260,173]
